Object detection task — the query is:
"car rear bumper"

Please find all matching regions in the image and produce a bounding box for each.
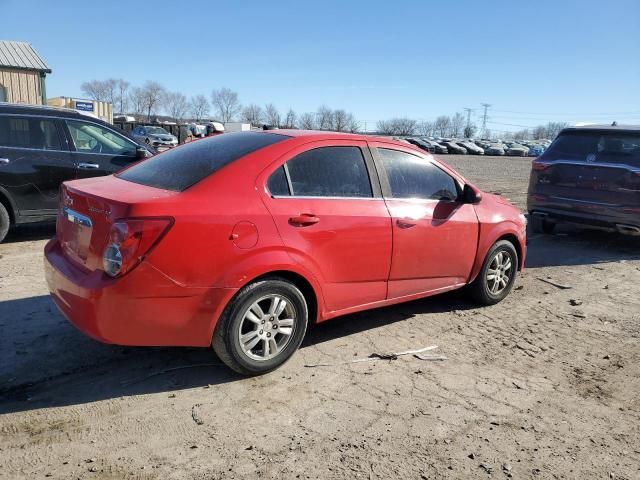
[527,194,640,234]
[44,239,237,346]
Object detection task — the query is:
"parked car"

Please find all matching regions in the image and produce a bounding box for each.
[458,140,484,155]
[406,137,435,153]
[527,144,545,157]
[0,103,154,243]
[131,126,178,148]
[506,143,529,156]
[440,141,467,154]
[527,125,640,235]
[44,131,527,375]
[421,138,448,154]
[485,144,506,156]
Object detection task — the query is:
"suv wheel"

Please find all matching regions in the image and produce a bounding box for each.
[0,202,10,243]
[213,278,308,375]
[469,240,518,305]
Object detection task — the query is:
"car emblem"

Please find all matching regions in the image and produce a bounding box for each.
[65,195,73,206]
[586,153,596,163]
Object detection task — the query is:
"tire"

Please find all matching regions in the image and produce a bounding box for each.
[212,278,309,375]
[0,202,10,243]
[530,215,556,234]
[469,240,518,306]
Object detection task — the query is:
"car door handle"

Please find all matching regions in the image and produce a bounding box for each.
[289,214,320,226]
[78,162,100,169]
[396,219,417,228]
[0,158,9,164]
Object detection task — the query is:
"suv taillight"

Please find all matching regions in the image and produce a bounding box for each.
[102,218,173,277]
[532,161,551,171]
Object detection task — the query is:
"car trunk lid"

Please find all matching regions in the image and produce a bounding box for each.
[57,175,177,272]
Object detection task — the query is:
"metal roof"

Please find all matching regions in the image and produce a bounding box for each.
[0,40,51,73]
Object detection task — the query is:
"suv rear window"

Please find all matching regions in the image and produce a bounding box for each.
[542,130,640,167]
[118,132,288,191]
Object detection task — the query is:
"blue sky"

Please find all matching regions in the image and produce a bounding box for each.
[2,0,639,132]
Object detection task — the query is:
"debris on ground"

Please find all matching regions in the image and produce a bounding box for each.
[413,354,448,361]
[304,346,439,368]
[569,299,583,306]
[191,404,204,425]
[537,277,572,289]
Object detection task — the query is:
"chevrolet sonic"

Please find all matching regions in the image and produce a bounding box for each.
[44,131,527,374]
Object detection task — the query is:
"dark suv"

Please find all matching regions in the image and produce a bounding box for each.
[0,104,154,242]
[527,125,640,235]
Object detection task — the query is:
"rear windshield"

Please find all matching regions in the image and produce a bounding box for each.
[118,132,288,191]
[542,130,640,167]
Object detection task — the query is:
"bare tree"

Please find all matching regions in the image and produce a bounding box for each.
[81,79,116,102]
[189,94,209,121]
[450,112,465,137]
[242,104,264,126]
[434,116,452,137]
[532,125,547,140]
[298,112,316,129]
[514,129,530,140]
[545,122,569,139]
[283,108,297,128]
[136,81,166,121]
[211,87,241,123]
[464,123,477,138]
[165,91,188,122]
[264,103,281,127]
[333,109,350,132]
[316,105,334,130]
[345,113,360,133]
[417,120,435,137]
[376,118,417,136]
[128,87,147,120]
[114,79,130,114]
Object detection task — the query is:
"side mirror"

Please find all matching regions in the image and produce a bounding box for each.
[135,147,148,160]
[462,184,482,204]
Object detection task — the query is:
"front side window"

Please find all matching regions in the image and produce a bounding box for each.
[67,120,137,156]
[379,148,458,201]
[283,146,372,198]
[0,116,61,150]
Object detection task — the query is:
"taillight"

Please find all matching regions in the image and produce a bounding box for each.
[532,161,551,171]
[102,217,173,277]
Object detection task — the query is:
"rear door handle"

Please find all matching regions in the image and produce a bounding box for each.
[0,158,9,164]
[78,162,99,169]
[396,219,417,228]
[289,214,320,226]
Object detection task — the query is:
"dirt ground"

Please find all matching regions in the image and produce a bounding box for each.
[1,155,639,479]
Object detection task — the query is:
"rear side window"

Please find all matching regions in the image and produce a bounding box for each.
[543,130,640,167]
[0,116,61,150]
[379,148,458,201]
[118,132,288,191]
[282,146,372,198]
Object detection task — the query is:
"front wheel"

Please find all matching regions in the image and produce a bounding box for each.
[468,240,518,305]
[212,278,308,375]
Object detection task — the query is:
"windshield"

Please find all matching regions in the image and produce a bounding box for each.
[146,127,169,135]
[542,130,640,167]
[118,131,289,191]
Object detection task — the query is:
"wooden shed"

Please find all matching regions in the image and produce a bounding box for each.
[0,40,51,105]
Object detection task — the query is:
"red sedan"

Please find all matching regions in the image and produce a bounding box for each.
[44,131,526,374]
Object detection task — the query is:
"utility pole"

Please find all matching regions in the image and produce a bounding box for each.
[480,103,491,136]
[463,108,474,129]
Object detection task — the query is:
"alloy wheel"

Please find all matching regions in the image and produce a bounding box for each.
[486,251,513,295]
[238,294,296,361]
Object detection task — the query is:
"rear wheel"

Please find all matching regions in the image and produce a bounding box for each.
[213,278,308,375]
[469,240,518,305]
[0,202,10,243]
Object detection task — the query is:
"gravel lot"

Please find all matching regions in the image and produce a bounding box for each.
[1,155,639,479]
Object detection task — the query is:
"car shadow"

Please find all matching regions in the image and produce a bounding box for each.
[4,222,56,243]
[0,291,476,415]
[525,224,640,268]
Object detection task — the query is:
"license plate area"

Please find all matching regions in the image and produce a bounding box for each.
[61,207,93,263]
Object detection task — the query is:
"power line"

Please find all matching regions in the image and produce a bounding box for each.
[480,103,491,135]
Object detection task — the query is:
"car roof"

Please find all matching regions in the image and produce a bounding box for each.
[560,124,640,133]
[271,129,393,143]
[0,102,99,121]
